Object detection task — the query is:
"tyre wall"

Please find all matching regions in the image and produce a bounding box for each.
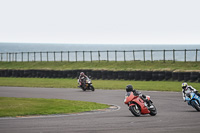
[0,69,199,82]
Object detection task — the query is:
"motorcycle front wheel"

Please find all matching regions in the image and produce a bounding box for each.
[149,103,157,116]
[129,105,141,117]
[89,85,95,91]
[191,100,200,111]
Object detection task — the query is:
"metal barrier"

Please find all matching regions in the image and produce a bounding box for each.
[0,49,199,62]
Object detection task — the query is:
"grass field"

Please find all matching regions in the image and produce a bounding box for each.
[0,61,199,117]
[0,61,200,71]
[0,77,199,92]
[0,97,109,117]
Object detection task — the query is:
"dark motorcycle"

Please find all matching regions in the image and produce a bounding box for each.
[78,77,95,91]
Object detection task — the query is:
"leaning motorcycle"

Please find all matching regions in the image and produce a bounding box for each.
[124,92,157,117]
[185,92,200,111]
[78,77,95,91]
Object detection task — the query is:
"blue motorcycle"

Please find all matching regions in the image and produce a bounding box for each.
[185,92,200,111]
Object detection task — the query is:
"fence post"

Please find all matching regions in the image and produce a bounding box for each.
[0,53,2,61]
[143,50,145,62]
[133,50,135,61]
[75,51,77,62]
[61,51,63,62]
[151,50,153,62]
[107,50,109,62]
[173,49,175,63]
[68,51,69,62]
[124,50,126,62]
[11,53,13,62]
[54,52,56,62]
[27,52,29,62]
[115,50,117,62]
[184,49,186,62]
[6,53,7,62]
[9,53,11,62]
[15,53,17,62]
[196,49,198,62]
[10,53,12,62]
[98,51,100,62]
[90,51,92,62]
[83,51,85,62]
[21,52,23,62]
[163,50,165,63]
[47,52,49,62]
[40,52,42,62]
[33,52,35,62]
[8,53,9,62]
[12,53,14,62]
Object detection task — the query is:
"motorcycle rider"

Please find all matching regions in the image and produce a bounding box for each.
[78,72,89,88]
[125,84,153,108]
[182,82,200,102]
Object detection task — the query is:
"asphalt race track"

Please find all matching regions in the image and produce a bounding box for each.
[0,87,200,133]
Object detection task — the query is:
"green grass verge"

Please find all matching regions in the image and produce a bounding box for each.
[0,97,109,117]
[0,77,199,92]
[0,61,200,71]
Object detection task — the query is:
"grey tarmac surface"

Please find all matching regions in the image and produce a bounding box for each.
[0,86,200,133]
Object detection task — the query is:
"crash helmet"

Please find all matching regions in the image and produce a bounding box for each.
[182,82,188,89]
[80,72,85,76]
[126,85,134,92]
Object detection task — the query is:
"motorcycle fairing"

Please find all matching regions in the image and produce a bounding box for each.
[185,92,200,106]
[125,92,150,114]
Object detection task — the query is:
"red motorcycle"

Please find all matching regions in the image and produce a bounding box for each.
[124,92,157,117]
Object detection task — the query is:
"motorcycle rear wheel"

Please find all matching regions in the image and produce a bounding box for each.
[129,105,141,117]
[81,87,86,91]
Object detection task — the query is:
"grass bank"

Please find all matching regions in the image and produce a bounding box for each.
[0,97,109,117]
[0,61,200,71]
[0,77,199,92]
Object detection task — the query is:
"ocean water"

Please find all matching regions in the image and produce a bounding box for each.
[0,43,200,62]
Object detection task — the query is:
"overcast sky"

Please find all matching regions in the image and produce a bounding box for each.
[0,0,200,44]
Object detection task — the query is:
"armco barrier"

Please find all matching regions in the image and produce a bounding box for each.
[0,69,199,82]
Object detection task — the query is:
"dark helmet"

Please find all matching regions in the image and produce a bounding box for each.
[126,85,133,92]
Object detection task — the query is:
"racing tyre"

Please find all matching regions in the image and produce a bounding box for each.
[129,105,141,117]
[81,87,86,91]
[149,103,157,116]
[192,100,200,111]
[90,86,95,91]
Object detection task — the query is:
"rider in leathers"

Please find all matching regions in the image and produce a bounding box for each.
[78,72,89,89]
[182,82,200,102]
[125,85,153,108]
